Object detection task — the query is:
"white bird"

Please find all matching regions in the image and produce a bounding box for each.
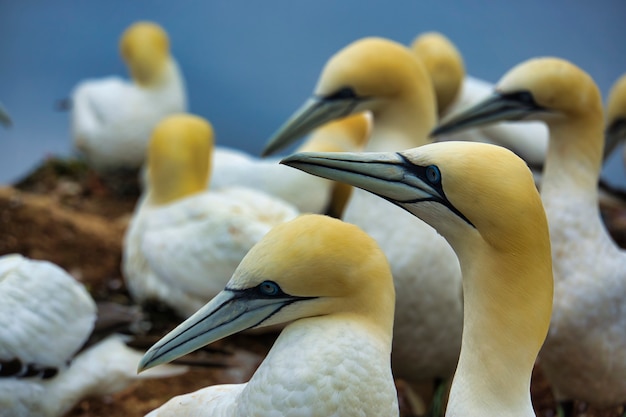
[0,101,12,127]
[410,31,549,170]
[604,72,626,162]
[263,37,463,410]
[0,253,184,417]
[138,214,399,417]
[282,140,554,417]
[70,21,186,174]
[431,57,626,414]
[211,112,372,214]
[123,114,299,318]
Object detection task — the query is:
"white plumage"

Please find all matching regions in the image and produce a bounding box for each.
[432,57,626,411]
[70,21,186,173]
[0,254,184,417]
[264,37,463,397]
[139,214,399,417]
[123,114,298,317]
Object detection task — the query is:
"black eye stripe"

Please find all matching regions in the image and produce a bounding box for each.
[499,90,543,109]
[322,87,359,101]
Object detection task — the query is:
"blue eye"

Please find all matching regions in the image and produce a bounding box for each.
[258,281,280,296]
[425,165,441,184]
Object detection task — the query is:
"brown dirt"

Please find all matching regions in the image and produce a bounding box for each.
[2,157,625,417]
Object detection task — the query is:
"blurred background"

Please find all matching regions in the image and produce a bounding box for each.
[1,1,625,186]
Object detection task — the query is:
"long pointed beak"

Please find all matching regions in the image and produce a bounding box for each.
[0,102,12,128]
[431,92,544,137]
[262,96,362,157]
[280,150,472,226]
[138,289,306,372]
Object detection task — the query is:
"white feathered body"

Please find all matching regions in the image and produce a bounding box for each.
[539,184,626,406]
[123,187,299,317]
[0,255,184,417]
[211,146,334,214]
[342,190,463,381]
[71,59,187,172]
[147,316,398,417]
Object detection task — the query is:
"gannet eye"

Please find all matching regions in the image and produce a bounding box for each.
[425,165,441,185]
[324,87,358,101]
[258,281,280,296]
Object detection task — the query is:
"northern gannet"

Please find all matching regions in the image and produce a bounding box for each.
[605,73,626,161]
[138,214,399,417]
[411,31,549,169]
[263,37,463,410]
[281,140,554,417]
[431,57,626,413]
[0,101,12,127]
[211,112,371,215]
[0,254,184,417]
[123,114,298,318]
[70,21,186,173]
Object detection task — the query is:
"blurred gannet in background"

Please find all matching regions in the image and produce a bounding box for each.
[431,58,626,414]
[604,73,626,162]
[138,214,399,417]
[263,37,463,412]
[211,112,372,215]
[0,254,184,417]
[69,21,186,174]
[410,31,549,170]
[0,101,12,127]
[281,141,553,417]
[123,114,298,318]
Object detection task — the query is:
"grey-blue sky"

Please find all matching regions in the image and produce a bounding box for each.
[1,1,625,185]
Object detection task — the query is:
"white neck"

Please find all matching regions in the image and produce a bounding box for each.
[237,315,397,417]
[540,118,613,253]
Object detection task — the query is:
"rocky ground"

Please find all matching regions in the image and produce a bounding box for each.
[1,157,624,417]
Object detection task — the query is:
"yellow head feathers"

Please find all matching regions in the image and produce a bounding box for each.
[411,32,465,115]
[233,214,395,330]
[147,114,213,205]
[120,21,171,86]
[316,37,435,115]
[498,57,603,121]
[407,141,547,253]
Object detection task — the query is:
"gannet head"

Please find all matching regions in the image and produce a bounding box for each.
[411,32,465,116]
[281,141,547,256]
[263,37,435,156]
[120,21,171,87]
[431,57,603,136]
[138,214,394,371]
[147,114,213,205]
[605,73,626,158]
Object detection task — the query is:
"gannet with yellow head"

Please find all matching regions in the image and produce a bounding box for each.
[280,141,553,417]
[211,112,371,215]
[263,37,463,408]
[411,31,548,170]
[432,57,626,412]
[70,21,186,173]
[139,214,399,417]
[123,114,298,318]
[604,73,626,161]
[0,254,184,417]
